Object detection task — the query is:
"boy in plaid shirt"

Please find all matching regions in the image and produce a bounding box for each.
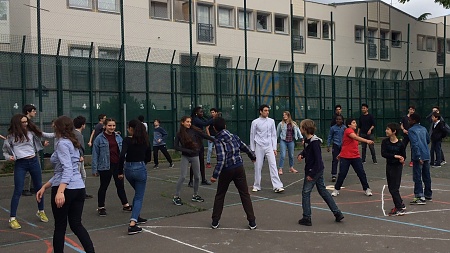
[210,117,257,230]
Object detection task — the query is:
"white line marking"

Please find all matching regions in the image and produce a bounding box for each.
[142,228,215,253]
[406,209,450,215]
[283,178,303,189]
[382,185,387,216]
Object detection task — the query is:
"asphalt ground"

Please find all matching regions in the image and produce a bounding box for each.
[2,143,450,253]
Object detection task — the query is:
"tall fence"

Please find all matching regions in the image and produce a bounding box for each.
[0,49,448,158]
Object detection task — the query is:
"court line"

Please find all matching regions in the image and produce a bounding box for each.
[381,185,387,216]
[143,228,214,253]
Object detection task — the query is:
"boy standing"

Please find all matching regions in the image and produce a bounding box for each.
[358,103,377,164]
[206,108,220,168]
[381,123,406,216]
[327,115,346,182]
[430,112,446,168]
[88,114,106,147]
[210,117,257,230]
[297,119,344,226]
[153,119,174,169]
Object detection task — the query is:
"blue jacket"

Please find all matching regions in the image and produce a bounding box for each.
[153,127,168,146]
[408,123,430,161]
[276,122,303,141]
[49,138,85,189]
[327,124,346,147]
[91,132,123,174]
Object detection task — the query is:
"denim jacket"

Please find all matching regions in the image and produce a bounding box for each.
[91,132,123,174]
[276,122,303,141]
[408,123,430,161]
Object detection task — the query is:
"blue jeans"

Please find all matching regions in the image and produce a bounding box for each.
[206,140,214,164]
[11,156,44,217]
[412,160,432,198]
[124,162,147,222]
[302,172,340,219]
[334,157,370,191]
[279,140,295,168]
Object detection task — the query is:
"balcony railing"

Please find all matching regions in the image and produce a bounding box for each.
[368,43,377,59]
[292,35,304,51]
[380,45,388,59]
[197,23,214,43]
[437,52,445,65]
[392,40,401,47]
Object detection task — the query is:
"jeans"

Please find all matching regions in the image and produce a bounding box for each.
[97,163,129,208]
[124,162,147,222]
[153,145,173,166]
[331,144,341,176]
[335,157,370,191]
[51,187,94,253]
[360,133,377,163]
[302,172,340,219]
[11,156,43,217]
[412,160,432,198]
[386,164,403,209]
[279,140,295,168]
[206,140,214,164]
[430,140,442,166]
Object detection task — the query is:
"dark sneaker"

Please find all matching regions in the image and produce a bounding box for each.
[22,190,32,196]
[169,163,175,168]
[173,197,183,206]
[298,217,312,226]
[388,207,406,216]
[137,217,147,224]
[201,180,212,185]
[401,203,406,210]
[128,225,142,235]
[153,164,159,169]
[188,181,193,188]
[248,220,257,230]
[85,194,94,199]
[334,212,344,222]
[97,208,107,217]
[211,220,220,229]
[425,197,432,201]
[191,195,205,202]
[331,176,336,182]
[410,197,426,205]
[123,205,132,212]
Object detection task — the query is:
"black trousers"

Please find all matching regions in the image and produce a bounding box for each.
[211,165,255,222]
[97,163,128,207]
[51,187,95,253]
[190,146,206,182]
[386,164,403,209]
[153,145,173,165]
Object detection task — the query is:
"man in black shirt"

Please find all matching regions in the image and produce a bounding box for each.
[358,103,377,164]
[330,104,344,127]
[400,106,415,167]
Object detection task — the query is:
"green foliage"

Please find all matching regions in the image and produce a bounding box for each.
[399,0,450,9]
[2,161,14,174]
[417,13,432,21]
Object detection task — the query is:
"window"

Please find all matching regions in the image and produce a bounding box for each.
[391,31,401,47]
[292,18,304,51]
[218,6,234,27]
[197,4,214,43]
[256,12,271,32]
[355,67,364,78]
[68,46,91,90]
[380,69,389,79]
[437,38,444,65]
[97,0,119,12]
[98,49,119,59]
[368,68,378,79]
[69,47,91,58]
[274,15,288,33]
[380,30,389,60]
[417,35,426,51]
[68,0,93,9]
[238,10,253,30]
[355,26,363,42]
[427,36,436,51]
[307,19,319,38]
[0,0,9,20]
[322,21,333,39]
[368,29,377,59]
[150,0,169,19]
[447,39,450,53]
[367,29,376,44]
[173,0,191,22]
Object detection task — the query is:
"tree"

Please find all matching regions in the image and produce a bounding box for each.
[418,12,432,21]
[399,0,450,9]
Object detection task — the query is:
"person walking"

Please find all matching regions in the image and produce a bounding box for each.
[326,115,346,182]
[358,103,377,164]
[250,104,284,193]
[73,116,93,199]
[153,119,174,169]
[331,118,374,197]
[91,118,132,216]
[2,114,53,229]
[297,119,344,226]
[400,105,415,167]
[206,108,220,169]
[276,111,303,175]
[137,115,148,131]
[88,114,106,147]
[119,119,152,235]
[173,116,214,206]
[36,116,95,253]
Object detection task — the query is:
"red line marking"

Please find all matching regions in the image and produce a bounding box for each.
[65,236,84,251]
[18,231,53,253]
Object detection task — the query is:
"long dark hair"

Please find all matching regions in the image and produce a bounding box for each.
[128,119,149,146]
[53,116,81,149]
[178,116,201,150]
[8,114,42,142]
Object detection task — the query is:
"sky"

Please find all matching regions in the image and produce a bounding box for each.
[315,0,450,18]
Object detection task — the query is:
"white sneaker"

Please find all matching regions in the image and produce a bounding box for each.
[331,190,339,197]
[252,187,259,192]
[365,188,373,196]
[441,161,447,166]
[274,188,284,193]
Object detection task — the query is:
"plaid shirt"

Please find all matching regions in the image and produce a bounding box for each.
[212,129,256,179]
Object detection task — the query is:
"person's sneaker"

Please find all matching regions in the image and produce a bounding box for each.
[410,197,426,205]
[128,225,143,235]
[97,207,107,217]
[206,163,211,169]
[274,188,285,193]
[211,220,220,229]
[365,188,373,196]
[191,195,205,202]
[201,180,212,185]
[432,164,441,168]
[187,181,193,188]
[173,197,183,206]
[362,161,366,164]
[401,203,406,210]
[22,190,32,196]
[153,164,159,169]
[331,190,339,197]
[252,187,259,192]
[334,212,344,222]
[85,194,94,199]
[441,161,447,165]
[169,163,175,168]
[331,176,336,182]
[9,219,21,229]
[409,161,413,167]
[373,162,378,165]
[388,207,406,216]
[248,220,257,230]
[134,217,147,224]
[123,205,132,212]
[36,211,49,222]
[425,197,433,201]
[298,217,312,226]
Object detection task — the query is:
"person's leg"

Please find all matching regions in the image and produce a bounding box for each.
[153,146,160,166]
[253,144,264,190]
[97,169,112,208]
[351,158,370,190]
[388,164,404,209]
[212,167,233,222]
[301,175,316,219]
[190,156,201,195]
[160,145,173,164]
[430,141,436,165]
[265,146,283,189]
[331,144,340,176]
[125,162,147,222]
[315,173,340,214]
[233,166,255,222]
[436,140,442,165]
[412,160,424,198]
[287,141,297,172]
[10,159,27,217]
[367,134,377,163]
[207,140,213,164]
[334,158,350,190]
[422,160,432,199]
[278,140,287,170]
[51,186,69,253]
[28,157,44,211]
[199,146,207,182]
[66,188,95,253]
[360,133,368,162]
[23,172,31,193]
[111,163,129,205]
[175,156,189,196]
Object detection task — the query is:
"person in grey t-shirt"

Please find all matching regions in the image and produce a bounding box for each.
[73,116,93,199]
[88,114,106,147]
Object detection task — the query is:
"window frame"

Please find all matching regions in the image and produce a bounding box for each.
[274,14,288,34]
[292,17,304,52]
[426,36,436,52]
[149,0,170,20]
[69,46,92,58]
[238,9,254,30]
[67,0,94,10]
[97,0,120,13]
[307,19,320,38]
[355,26,364,43]
[217,5,235,28]
[322,21,334,40]
[391,31,401,48]
[256,11,271,32]
[98,48,120,60]
[417,35,426,51]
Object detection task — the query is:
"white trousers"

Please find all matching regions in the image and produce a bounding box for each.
[253,143,284,190]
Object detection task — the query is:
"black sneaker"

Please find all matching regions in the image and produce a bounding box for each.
[128,225,142,235]
[331,176,336,182]
[388,207,406,216]
[153,164,159,169]
[191,195,205,202]
[173,197,183,206]
[22,190,32,196]
[97,208,107,217]
[248,220,257,230]
[123,205,132,212]
[85,194,94,199]
[188,181,193,188]
[425,197,432,201]
[298,217,312,226]
[201,180,211,185]
[211,220,220,229]
[401,203,406,210]
[334,212,344,222]
[169,163,174,168]
[137,217,147,224]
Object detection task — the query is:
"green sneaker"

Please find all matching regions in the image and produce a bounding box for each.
[9,219,21,229]
[36,211,49,222]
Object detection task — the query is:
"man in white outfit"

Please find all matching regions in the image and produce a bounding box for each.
[250,104,284,193]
